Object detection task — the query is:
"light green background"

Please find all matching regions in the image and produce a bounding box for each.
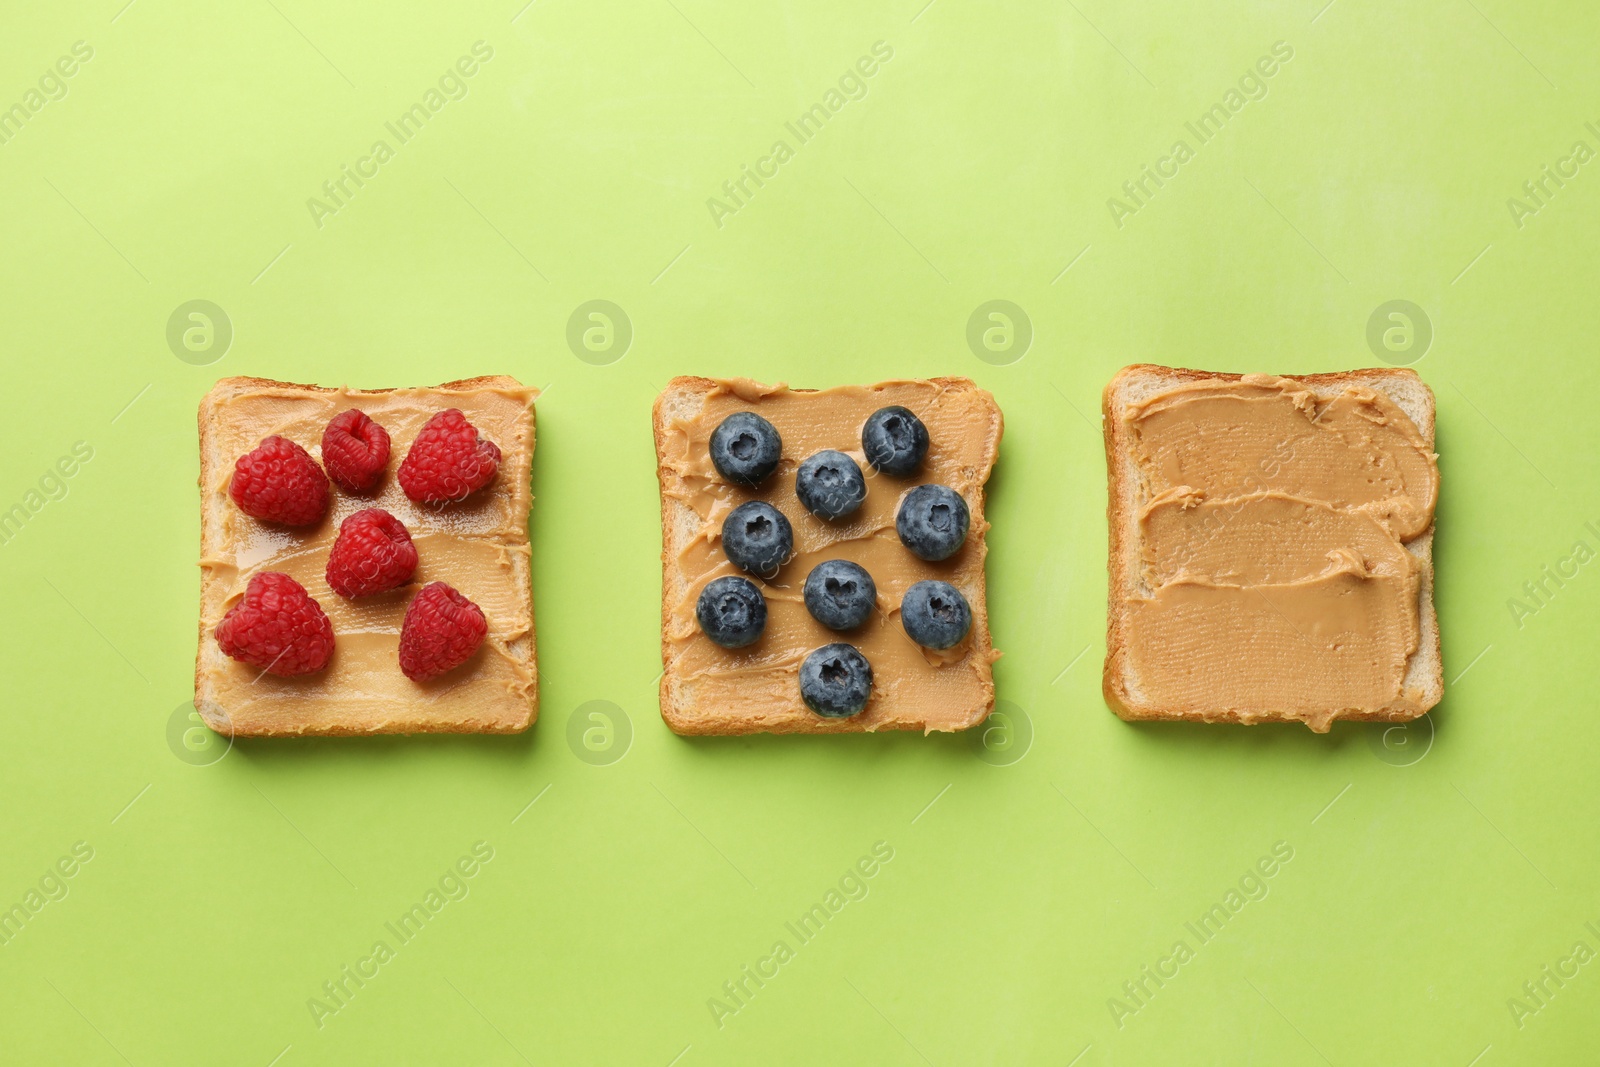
[2,0,1596,1063]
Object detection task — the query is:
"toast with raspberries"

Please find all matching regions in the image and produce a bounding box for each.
[652,376,1003,735]
[194,376,537,737]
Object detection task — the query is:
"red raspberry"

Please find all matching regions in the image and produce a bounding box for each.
[230,436,329,526]
[397,409,501,505]
[215,572,334,676]
[398,582,487,681]
[326,508,418,598]
[321,409,391,494]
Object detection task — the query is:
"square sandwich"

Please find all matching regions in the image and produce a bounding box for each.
[195,375,537,736]
[653,376,1004,735]
[1102,365,1441,732]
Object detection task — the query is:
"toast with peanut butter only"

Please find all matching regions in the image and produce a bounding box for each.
[654,376,1003,735]
[195,376,537,736]
[1103,365,1441,732]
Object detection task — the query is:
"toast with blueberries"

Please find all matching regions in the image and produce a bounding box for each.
[652,376,1003,735]
[194,376,537,737]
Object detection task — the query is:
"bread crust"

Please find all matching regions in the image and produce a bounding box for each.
[1101,364,1442,730]
[195,375,537,737]
[653,376,1003,736]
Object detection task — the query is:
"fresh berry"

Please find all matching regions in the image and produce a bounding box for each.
[397,409,502,505]
[803,560,876,631]
[215,572,334,676]
[795,450,867,521]
[799,643,873,718]
[398,582,488,681]
[709,412,782,487]
[325,508,418,598]
[862,406,929,476]
[900,580,972,649]
[721,501,794,578]
[896,483,970,561]
[230,436,329,526]
[696,576,767,648]
[321,409,391,493]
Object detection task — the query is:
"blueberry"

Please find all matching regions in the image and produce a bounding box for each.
[721,501,794,578]
[900,580,972,650]
[709,412,782,487]
[696,576,766,648]
[862,406,929,476]
[895,484,970,561]
[795,450,866,521]
[803,560,877,631]
[799,643,873,718]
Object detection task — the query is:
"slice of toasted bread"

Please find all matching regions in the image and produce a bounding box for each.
[195,375,537,737]
[653,376,1003,735]
[1102,364,1441,732]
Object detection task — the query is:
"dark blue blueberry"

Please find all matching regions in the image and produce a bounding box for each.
[695,576,767,648]
[709,411,782,487]
[900,580,972,650]
[803,560,877,631]
[721,501,793,578]
[895,484,970,561]
[795,450,866,521]
[861,406,929,477]
[799,643,873,718]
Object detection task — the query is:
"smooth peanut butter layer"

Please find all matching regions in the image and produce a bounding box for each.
[1127,563,1420,713]
[1128,376,1438,539]
[1111,371,1439,731]
[195,376,537,736]
[654,377,1002,734]
[1138,490,1414,587]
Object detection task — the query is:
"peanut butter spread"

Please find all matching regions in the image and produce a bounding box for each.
[657,378,1002,732]
[1122,375,1438,729]
[196,380,537,735]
